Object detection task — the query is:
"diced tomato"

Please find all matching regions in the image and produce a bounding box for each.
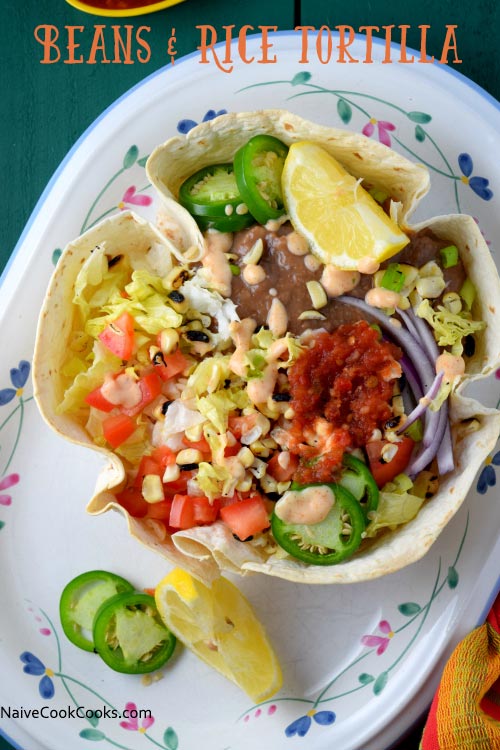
[224,439,241,458]
[123,373,163,417]
[98,312,135,360]
[154,348,189,382]
[267,452,300,483]
[220,494,270,540]
[143,587,156,596]
[169,494,196,530]
[228,414,258,440]
[217,492,243,508]
[163,472,191,495]
[115,486,148,518]
[146,499,173,521]
[182,435,211,454]
[151,445,177,469]
[133,455,162,489]
[192,496,220,525]
[84,386,115,413]
[366,436,415,489]
[102,413,136,448]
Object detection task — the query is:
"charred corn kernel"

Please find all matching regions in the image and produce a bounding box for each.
[284,408,295,420]
[237,447,255,468]
[159,328,179,355]
[249,440,270,458]
[373,270,385,288]
[442,292,462,315]
[260,473,279,493]
[242,238,264,265]
[306,280,328,309]
[398,295,410,310]
[262,437,278,450]
[176,449,203,465]
[250,458,267,479]
[142,475,165,503]
[298,310,327,320]
[184,319,204,332]
[381,443,398,463]
[164,266,190,290]
[415,276,446,299]
[419,260,442,278]
[168,294,189,314]
[398,264,419,290]
[236,474,253,493]
[184,423,204,443]
[409,289,423,309]
[163,463,181,483]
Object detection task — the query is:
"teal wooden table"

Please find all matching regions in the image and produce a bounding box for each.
[1,2,498,748]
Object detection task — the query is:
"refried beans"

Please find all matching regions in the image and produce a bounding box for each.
[228,224,465,334]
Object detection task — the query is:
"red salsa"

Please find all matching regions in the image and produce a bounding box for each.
[81,0,161,8]
[288,320,402,484]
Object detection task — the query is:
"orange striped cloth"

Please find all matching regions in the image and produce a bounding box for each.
[421,592,500,749]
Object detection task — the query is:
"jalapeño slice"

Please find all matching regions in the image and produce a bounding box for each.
[59,570,134,653]
[178,163,254,232]
[271,484,365,565]
[233,135,289,224]
[340,454,379,521]
[93,592,176,674]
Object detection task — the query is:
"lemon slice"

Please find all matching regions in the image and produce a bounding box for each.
[282,141,409,269]
[155,568,282,702]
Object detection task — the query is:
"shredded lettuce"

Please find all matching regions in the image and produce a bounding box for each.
[196,388,250,434]
[196,462,236,500]
[152,400,206,447]
[416,299,485,349]
[365,490,425,537]
[57,341,121,416]
[73,244,131,321]
[186,355,232,397]
[182,277,239,342]
[85,269,182,337]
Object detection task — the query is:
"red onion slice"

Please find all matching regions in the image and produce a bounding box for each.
[397,371,443,433]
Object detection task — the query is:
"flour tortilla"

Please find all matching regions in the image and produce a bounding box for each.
[33,113,500,584]
[146,109,430,257]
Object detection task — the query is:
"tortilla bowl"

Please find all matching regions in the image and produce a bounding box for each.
[33,113,500,584]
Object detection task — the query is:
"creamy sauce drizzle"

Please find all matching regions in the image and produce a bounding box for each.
[229,318,256,377]
[357,256,380,274]
[202,231,233,297]
[101,373,141,409]
[267,298,288,337]
[365,287,401,309]
[321,266,360,297]
[275,485,335,525]
[436,352,466,382]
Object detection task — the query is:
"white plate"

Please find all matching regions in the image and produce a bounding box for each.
[1,31,500,750]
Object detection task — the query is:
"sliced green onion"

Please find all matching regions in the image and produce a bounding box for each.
[381,263,405,293]
[369,187,389,204]
[229,264,240,276]
[459,278,476,310]
[439,245,459,268]
[369,323,382,338]
[404,418,423,442]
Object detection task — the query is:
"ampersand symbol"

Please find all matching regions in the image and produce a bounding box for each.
[168,28,177,65]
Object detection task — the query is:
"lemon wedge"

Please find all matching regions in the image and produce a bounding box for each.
[155,568,282,702]
[281,141,409,269]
